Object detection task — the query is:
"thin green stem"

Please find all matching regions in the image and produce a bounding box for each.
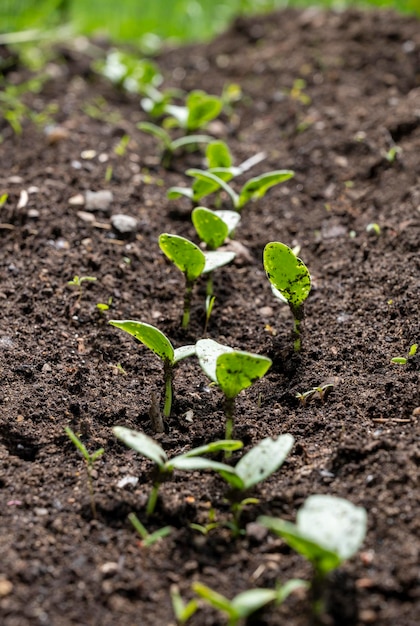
[146,482,160,517]
[182,279,194,329]
[224,396,236,456]
[163,360,173,418]
[311,569,328,626]
[206,272,214,297]
[291,303,304,352]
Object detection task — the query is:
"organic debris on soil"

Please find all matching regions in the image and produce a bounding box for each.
[0,8,419,626]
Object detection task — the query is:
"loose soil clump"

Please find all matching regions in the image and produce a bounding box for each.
[0,8,419,626]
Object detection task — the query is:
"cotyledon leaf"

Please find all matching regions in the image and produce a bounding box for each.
[109,320,174,363]
[263,242,311,307]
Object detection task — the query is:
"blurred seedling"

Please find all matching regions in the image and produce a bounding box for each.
[109,321,195,418]
[192,206,240,300]
[259,495,367,623]
[192,579,307,626]
[137,121,213,167]
[366,222,381,236]
[171,585,199,625]
[390,343,418,365]
[0,193,8,208]
[171,167,294,211]
[159,233,235,328]
[163,89,223,131]
[128,512,172,547]
[168,139,269,206]
[296,383,334,407]
[67,275,97,314]
[264,242,311,352]
[96,297,112,314]
[113,427,242,516]
[64,426,104,519]
[93,50,162,95]
[196,339,272,441]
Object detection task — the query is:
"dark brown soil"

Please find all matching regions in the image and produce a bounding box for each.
[1,8,419,626]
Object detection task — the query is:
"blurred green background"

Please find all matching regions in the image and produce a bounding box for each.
[1,0,419,44]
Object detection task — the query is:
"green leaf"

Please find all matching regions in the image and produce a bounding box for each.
[192,207,229,249]
[206,140,232,168]
[263,242,311,308]
[167,186,194,200]
[259,495,367,576]
[183,440,243,457]
[191,168,235,202]
[192,582,235,616]
[408,343,418,357]
[113,427,167,469]
[187,168,239,207]
[159,234,205,282]
[196,338,234,383]
[216,351,272,399]
[109,320,175,363]
[185,90,223,131]
[203,250,236,274]
[231,588,278,618]
[173,344,196,364]
[234,434,294,490]
[169,457,238,477]
[170,134,213,151]
[390,357,407,364]
[137,121,171,149]
[238,170,294,208]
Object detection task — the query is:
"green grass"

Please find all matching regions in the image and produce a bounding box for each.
[1,0,419,45]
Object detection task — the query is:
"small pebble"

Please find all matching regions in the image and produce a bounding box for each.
[110,214,138,235]
[0,579,13,597]
[85,190,113,212]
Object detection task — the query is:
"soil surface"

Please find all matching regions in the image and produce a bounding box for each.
[0,7,419,626]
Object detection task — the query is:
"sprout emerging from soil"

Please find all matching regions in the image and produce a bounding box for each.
[259,495,367,623]
[263,242,311,351]
[109,321,195,418]
[113,427,242,516]
[163,89,223,131]
[196,339,272,440]
[64,426,104,519]
[137,122,213,167]
[192,579,307,626]
[159,233,235,328]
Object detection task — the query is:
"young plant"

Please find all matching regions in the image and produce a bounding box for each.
[93,50,162,95]
[296,383,334,406]
[137,122,213,168]
[167,140,270,206]
[259,495,367,623]
[263,242,311,352]
[128,512,172,547]
[390,343,418,365]
[109,321,195,418]
[113,427,242,516]
[64,426,104,519]
[163,89,223,131]
[196,339,272,439]
[171,585,199,625]
[192,579,307,626]
[192,207,241,250]
[159,234,235,328]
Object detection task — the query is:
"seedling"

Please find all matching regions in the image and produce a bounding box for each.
[128,512,172,547]
[109,321,195,418]
[366,222,381,235]
[196,339,272,439]
[64,426,104,519]
[192,207,241,250]
[0,193,8,208]
[163,89,223,131]
[192,579,307,626]
[264,242,311,351]
[204,294,216,334]
[159,234,235,328]
[296,383,334,406]
[96,297,112,313]
[137,122,213,167]
[390,343,418,365]
[168,140,271,206]
[93,50,162,95]
[171,585,199,624]
[67,275,97,316]
[259,495,367,622]
[192,207,240,298]
[170,168,294,211]
[113,427,242,516]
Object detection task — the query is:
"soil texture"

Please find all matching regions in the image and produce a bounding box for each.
[0,7,419,626]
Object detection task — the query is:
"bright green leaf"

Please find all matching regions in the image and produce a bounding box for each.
[216,351,272,399]
[231,588,278,618]
[159,234,205,282]
[185,90,223,131]
[206,140,232,168]
[109,320,175,363]
[196,338,234,383]
[263,242,311,308]
[192,207,229,249]
[238,170,294,208]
